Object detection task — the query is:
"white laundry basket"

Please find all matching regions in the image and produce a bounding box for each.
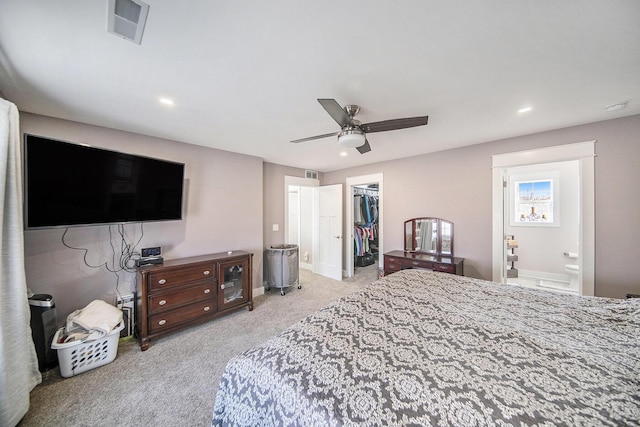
[51,322,124,377]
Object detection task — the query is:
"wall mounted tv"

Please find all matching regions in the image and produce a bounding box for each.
[24,134,185,229]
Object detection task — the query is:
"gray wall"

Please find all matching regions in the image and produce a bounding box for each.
[22,111,639,327]
[320,114,640,299]
[21,113,264,324]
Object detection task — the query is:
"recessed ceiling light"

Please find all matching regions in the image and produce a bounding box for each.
[340,151,348,157]
[159,97,174,106]
[518,106,532,114]
[605,102,627,112]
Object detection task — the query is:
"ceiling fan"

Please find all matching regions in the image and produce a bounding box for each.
[291,99,429,154]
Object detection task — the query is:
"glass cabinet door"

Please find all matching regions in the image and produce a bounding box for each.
[218,258,249,309]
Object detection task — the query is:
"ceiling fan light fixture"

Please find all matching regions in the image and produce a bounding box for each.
[338,129,366,147]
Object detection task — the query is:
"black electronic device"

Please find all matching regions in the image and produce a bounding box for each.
[141,246,161,257]
[24,134,185,229]
[28,294,59,371]
[135,256,164,267]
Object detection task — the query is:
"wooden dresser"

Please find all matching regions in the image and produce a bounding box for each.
[384,250,464,276]
[136,251,253,351]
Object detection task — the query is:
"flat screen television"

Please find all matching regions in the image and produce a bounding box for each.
[24,134,185,229]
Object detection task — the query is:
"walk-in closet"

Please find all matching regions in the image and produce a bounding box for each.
[353,184,379,272]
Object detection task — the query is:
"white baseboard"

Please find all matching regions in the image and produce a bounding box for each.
[518,269,569,283]
[512,269,577,293]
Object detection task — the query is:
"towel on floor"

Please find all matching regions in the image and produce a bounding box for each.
[65,299,123,341]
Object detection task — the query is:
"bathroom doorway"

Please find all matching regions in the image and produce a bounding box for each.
[284,176,343,281]
[284,176,318,271]
[491,142,595,296]
[502,161,580,294]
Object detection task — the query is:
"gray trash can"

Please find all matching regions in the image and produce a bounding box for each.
[265,244,300,295]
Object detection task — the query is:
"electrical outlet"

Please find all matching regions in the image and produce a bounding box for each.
[116,293,134,308]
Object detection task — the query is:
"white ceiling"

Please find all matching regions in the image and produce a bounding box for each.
[1,1,639,172]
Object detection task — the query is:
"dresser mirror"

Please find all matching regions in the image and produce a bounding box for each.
[404,217,454,256]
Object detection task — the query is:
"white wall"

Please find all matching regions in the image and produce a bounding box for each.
[287,188,299,244]
[299,186,314,266]
[504,161,579,274]
[285,185,313,266]
[21,113,264,324]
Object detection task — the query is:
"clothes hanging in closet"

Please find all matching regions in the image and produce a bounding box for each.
[353,189,379,258]
[354,194,378,225]
[354,223,378,256]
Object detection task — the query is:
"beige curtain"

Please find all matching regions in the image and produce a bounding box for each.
[0,98,41,426]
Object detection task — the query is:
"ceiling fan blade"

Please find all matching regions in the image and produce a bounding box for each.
[356,139,371,154]
[318,98,352,127]
[290,131,340,143]
[360,116,429,133]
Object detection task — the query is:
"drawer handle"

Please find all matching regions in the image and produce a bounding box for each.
[158,279,167,285]
[158,319,166,326]
[204,306,211,312]
[158,300,167,306]
[412,261,419,265]
[204,288,211,294]
[220,284,225,290]
[203,270,211,276]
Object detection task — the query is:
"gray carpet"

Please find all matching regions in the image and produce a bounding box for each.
[18,266,377,426]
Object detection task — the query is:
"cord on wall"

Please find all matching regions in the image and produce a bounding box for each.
[61,223,145,301]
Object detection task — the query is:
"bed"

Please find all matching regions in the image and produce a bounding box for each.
[212,269,639,426]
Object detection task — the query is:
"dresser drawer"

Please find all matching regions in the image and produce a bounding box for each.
[148,263,215,291]
[433,262,456,274]
[405,259,432,269]
[148,300,216,334]
[385,256,402,272]
[148,282,216,314]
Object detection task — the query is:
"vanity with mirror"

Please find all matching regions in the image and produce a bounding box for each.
[384,217,464,276]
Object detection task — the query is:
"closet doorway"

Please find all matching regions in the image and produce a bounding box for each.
[346,173,383,280]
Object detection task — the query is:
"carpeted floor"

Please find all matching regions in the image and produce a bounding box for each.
[18,265,377,426]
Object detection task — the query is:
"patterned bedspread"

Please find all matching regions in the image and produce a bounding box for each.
[212,269,640,426]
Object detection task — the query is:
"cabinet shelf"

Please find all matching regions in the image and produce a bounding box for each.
[506,235,518,278]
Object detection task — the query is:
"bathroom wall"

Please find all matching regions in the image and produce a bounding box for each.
[299,186,314,267]
[285,185,314,268]
[504,160,580,276]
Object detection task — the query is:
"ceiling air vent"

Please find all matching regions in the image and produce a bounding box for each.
[305,170,319,180]
[107,0,149,45]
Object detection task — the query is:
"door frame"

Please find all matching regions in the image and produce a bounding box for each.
[491,141,595,296]
[345,173,384,278]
